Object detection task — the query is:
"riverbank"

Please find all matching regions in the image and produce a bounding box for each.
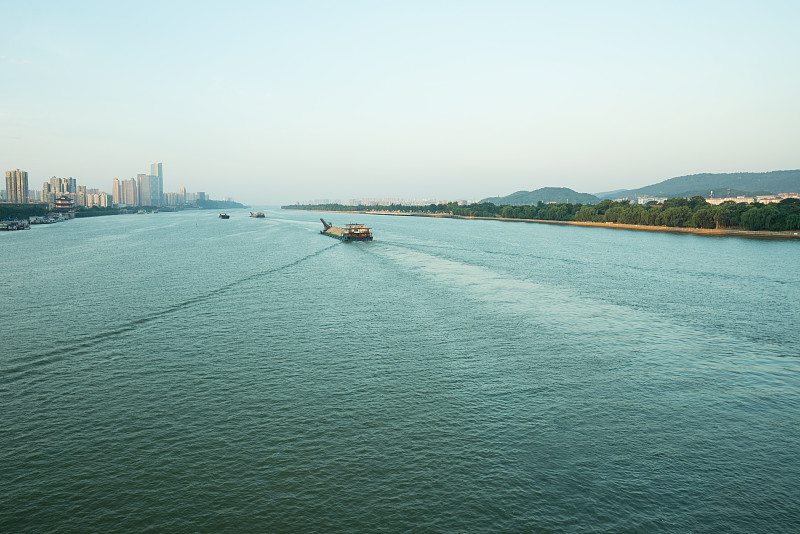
[290,209,800,240]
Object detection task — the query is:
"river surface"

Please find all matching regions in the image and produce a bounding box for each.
[2,208,799,533]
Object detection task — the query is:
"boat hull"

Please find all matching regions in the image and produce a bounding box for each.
[321,231,373,241]
[319,219,372,241]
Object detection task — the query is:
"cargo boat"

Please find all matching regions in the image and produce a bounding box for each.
[250,211,265,218]
[219,213,230,219]
[320,219,373,241]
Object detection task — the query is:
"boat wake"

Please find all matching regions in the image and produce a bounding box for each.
[2,243,338,381]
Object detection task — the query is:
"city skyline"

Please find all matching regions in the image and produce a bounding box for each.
[2,162,230,208]
[2,2,798,205]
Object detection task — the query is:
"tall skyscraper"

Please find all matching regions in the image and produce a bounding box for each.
[150,162,163,206]
[49,176,71,196]
[137,174,150,206]
[123,178,138,206]
[42,182,52,204]
[112,178,122,205]
[5,169,29,203]
[76,185,87,207]
[137,174,161,207]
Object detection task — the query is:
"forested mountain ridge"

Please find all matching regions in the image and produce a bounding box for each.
[481,187,600,205]
[596,170,800,199]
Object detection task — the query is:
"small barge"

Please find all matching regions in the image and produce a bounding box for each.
[219,213,230,219]
[320,219,373,241]
[250,211,265,218]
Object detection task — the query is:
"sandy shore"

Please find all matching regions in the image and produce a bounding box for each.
[291,209,800,240]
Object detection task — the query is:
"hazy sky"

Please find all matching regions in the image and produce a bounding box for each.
[2,1,798,204]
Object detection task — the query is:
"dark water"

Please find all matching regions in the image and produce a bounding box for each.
[2,209,799,533]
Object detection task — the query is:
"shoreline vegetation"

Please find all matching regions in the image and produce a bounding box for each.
[283,197,800,240]
[0,199,245,220]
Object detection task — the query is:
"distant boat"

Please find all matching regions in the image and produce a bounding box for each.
[219,213,230,219]
[250,211,265,218]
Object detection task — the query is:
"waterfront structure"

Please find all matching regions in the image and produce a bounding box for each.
[5,169,29,203]
[54,195,74,211]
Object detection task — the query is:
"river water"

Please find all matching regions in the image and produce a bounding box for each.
[2,208,799,532]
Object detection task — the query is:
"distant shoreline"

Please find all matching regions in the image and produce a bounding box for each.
[288,208,800,240]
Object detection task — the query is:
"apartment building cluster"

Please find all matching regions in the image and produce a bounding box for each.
[617,192,800,206]
[705,192,800,205]
[3,163,206,209]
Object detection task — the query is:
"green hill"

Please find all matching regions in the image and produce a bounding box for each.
[481,187,600,205]
[596,170,800,199]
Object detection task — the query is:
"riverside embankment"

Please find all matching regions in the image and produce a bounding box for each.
[286,209,800,240]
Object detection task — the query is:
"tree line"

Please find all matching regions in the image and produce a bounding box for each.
[284,196,800,231]
[0,204,50,219]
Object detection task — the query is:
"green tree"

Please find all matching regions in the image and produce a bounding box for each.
[659,206,692,227]
[662,197,689,209]
[688,196,709,210]
[740,207,764,230]
[575,206,598,222]
[692,207,715,229]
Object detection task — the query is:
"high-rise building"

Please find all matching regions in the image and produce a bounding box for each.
[137,174,150,206]
[112,178,122,205]
[49,176,71,196]
[42,182,52,204]
[137,174,162,207]
[150,162,163,205]
[123,178,138,206]
[75,185,87,207]
[5,169,29,203]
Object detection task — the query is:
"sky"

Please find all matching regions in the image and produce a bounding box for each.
[2,1,798,204]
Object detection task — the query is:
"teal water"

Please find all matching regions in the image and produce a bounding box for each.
[2,209,799,533]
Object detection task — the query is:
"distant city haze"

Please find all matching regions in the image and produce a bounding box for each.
[2,2,798,204]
